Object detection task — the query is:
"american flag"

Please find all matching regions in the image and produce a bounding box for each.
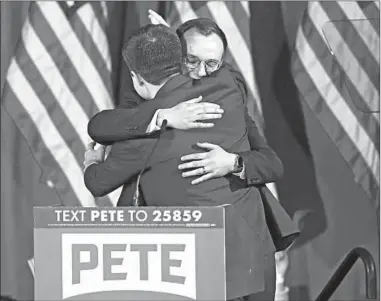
[165,1,263,131]
[2,1,121,207]
[292,1,380,208]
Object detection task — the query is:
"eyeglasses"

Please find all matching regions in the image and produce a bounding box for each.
[184,56,221,74]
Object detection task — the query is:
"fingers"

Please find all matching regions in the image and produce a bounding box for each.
[86,141,96,150]
[180,153,208,163]
[191,103,222,111]
[148,9,165,21]
[184,97,224,113]
[178,160,207,171]
[197,142,219,150]
[186,122,215,129]
[181,168,203,178]
[148,9,160,17]
[191,173,214,185]
[192,106,224,115]
[148,9,169,26]
[178,159,208,170]
[148,15,161,25]
[185,95,203,104]
[196,113,222,120]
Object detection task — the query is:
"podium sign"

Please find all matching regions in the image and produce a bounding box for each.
[34,207,226,300]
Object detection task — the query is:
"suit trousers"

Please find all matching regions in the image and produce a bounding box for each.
[229,252,276,301]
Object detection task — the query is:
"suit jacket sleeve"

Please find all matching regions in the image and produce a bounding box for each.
[228,64,284,185]
[84,141,147,197]
[87,89,165,145]
[238,108,284,185]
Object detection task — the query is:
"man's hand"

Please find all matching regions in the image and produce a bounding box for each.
[157,96,224,130]
[83,142,106,171]
[148,9,170,27]
[178,142,236,185]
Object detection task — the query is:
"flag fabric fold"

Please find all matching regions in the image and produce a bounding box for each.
[1,2,141,298]
[2,1,122,207]
[292,1,380,209]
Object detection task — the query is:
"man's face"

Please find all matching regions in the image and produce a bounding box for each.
[183,29,224,79]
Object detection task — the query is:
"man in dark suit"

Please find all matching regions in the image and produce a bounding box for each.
[85,21,298,300]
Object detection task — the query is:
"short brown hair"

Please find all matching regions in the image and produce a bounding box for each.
[122,24,182,85]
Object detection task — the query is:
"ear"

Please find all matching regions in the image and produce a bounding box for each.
[132,72,145,86]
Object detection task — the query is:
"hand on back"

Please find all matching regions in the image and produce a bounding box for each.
[157,96,224,130]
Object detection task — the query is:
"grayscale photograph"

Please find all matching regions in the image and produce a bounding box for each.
[1,1,379,301]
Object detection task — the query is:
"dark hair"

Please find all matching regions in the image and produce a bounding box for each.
[122,24,182,85]
[176,18,228,57]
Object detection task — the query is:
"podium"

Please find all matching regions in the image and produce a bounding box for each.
[34,207,226,300]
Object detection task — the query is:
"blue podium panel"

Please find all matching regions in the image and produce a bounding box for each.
[34,207,226,301]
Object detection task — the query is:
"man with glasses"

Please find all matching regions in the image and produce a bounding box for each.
[183,54,221,77]
[179,23,224,80]
[85,18,298,301]
[88,18,282,188]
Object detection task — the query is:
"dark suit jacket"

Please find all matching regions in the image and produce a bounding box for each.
[85,66,299,298]
[88,64,299,250]
[88,64,284,187]
[86,68,258,205]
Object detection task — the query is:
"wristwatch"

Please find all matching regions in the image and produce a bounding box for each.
[233,154,244,173]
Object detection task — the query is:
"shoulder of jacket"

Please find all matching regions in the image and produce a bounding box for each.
[217,65,248,100]
[221,64,248,99]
